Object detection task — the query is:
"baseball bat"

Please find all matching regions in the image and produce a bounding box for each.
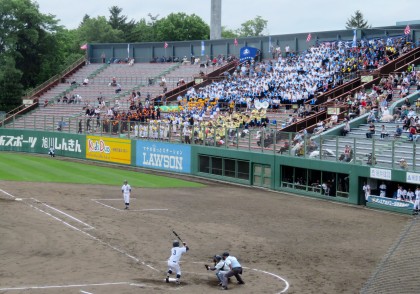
[172,230,184,243]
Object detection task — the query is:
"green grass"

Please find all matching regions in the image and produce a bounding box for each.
[0,152,204,188]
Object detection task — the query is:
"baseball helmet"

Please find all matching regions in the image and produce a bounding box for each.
[222,252,230,257]
[173,240,179,247]
[214,255,222,262]
[124,180,128,184]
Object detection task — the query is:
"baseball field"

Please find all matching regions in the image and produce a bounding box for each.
[0,152,410,293]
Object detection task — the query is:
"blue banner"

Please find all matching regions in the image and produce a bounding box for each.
[352,29,357,48]
[201,41,205,56]
[367,195,414,209]
[240,46,259,62]
[136,141,191,173]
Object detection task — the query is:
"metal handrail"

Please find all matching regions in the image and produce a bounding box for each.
[5,105,25,118]
[25,55,86,99]
[3,114,419,170]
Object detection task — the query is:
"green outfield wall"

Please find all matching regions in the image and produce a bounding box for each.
[0,128,415,214]
[0,129,86,159]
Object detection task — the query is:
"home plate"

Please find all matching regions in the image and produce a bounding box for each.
[164,278,178,283]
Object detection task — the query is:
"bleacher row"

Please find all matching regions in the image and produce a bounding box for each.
[4,39,420,168]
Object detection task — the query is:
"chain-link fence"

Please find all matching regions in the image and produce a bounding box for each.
[361,215,420,294]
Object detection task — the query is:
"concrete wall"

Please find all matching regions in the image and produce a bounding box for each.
[87,24,420,63]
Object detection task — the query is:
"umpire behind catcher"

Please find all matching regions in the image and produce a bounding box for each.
[220,252,245,290]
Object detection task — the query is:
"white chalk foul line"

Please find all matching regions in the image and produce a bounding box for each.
[92,199,168,212]
[247,267,290,294]
[1,189,160,274]
[92,199,122,211]
[39,200,95,230]
[190,261,289,293]
[91,198,138,201]
[1,189,289,293]
[0,282,131,291]
[0,188,16,199]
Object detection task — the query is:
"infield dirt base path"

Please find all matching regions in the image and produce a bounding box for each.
[0,180,409,293]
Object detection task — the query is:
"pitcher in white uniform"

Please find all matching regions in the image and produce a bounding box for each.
[121,180,131,210]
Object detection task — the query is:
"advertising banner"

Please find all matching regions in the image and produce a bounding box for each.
[136,141,191,173]
[367,195,414,209]
[0,129,85,158]
[406,172,420,185]
[370,168,392,180]
[86,136,131,165]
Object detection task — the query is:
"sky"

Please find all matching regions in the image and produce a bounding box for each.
[35,0,419,35]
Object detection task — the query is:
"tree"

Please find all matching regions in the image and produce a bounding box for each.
[108,6,137,42]
[154,13,209,41]
[77,16,123,43]
[221,26,238,39]
[131,18,155,42]
[237,16,267,37]
[0,55,23,112]
[0,0,63,88]
[346,10,370,29]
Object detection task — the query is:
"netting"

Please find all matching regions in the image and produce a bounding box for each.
[361,215,420,294]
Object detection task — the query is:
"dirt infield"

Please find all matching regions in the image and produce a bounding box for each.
[0,179,409,293]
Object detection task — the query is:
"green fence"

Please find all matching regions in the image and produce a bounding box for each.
[0,128,416,215]
[6,116,420,172]
[0,129,86,159]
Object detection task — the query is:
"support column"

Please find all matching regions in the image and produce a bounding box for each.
[210,0,222,40]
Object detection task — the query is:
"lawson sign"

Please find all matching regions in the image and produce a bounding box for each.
[136,141,191,173]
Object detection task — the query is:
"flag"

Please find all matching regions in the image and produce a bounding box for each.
[306,33,312,42]
[201,41,205,56]
[234,38,238,46]
[164,42,168,49]
[404,25,411,35]
[80,44,87,50]
[127,43,130,57]
[352,29,357,48]
[268,35,272,52]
